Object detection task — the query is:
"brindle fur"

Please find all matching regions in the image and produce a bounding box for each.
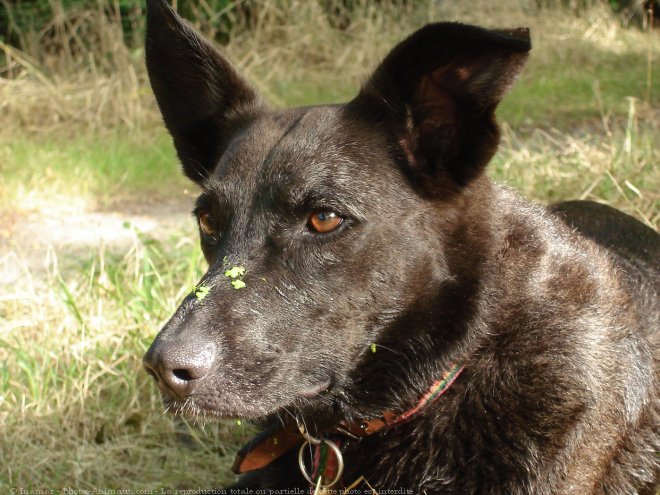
[142,1,659,493]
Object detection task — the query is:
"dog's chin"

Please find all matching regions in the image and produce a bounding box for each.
[160,379,334,420]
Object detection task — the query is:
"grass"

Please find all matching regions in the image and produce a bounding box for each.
[493,103,659,227]
[0,0,658,490]
[1,228,254,488]
[0,130,186,209]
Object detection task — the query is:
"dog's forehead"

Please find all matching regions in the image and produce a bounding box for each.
[208,106,371,194]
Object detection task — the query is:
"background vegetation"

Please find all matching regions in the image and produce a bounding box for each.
[0,0,657,490]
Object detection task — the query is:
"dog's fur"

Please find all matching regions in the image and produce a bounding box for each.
[142,1,659,493]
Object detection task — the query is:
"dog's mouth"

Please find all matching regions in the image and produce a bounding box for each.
[159,378,334,420]
[297,377,333,399]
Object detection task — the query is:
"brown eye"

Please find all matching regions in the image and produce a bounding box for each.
[198,211,217,237]
[309,210,343,234]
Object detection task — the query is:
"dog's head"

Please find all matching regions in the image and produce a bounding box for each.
[142,0,530,422]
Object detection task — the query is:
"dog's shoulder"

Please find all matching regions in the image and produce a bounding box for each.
[490,185,658,305]
[415,184,659,492]
[483,183,657,411]
[549,199,659,280]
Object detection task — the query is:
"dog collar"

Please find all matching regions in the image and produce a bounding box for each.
[231,361,465,480]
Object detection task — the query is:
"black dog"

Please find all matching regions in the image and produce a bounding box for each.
[142,1,659,493]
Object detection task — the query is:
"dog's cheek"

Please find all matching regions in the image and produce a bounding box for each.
[351,218,447,319]
[211,288,326,391]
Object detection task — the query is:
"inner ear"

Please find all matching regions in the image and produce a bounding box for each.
[416,71,457,138]
[415,69,460,160]
[412,61,503,188]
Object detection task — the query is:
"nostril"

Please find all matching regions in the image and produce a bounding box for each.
[172,368,194,381]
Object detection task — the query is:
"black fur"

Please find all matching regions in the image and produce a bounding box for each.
[142,1,659,493]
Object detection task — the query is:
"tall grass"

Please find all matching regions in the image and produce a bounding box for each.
[0,0,657,134]
[494,102,659,227]
[0,0,657,490]
[0,0,656,212]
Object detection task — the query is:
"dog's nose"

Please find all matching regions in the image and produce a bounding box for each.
[142,341,216,398]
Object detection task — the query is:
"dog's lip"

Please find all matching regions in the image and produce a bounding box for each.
[298,378,333,399]
[160,379,333,418]
[162,395,259,419]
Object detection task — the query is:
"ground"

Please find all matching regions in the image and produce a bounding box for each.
[0,196,192,285]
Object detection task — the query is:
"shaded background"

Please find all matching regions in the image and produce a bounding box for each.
[0,0,658,490]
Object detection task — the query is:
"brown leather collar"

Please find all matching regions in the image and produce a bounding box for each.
[231,412,399,474]
[232,360,465,475]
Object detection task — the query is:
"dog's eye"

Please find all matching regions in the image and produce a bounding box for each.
[308,210,343,234]
[198,211,217,237]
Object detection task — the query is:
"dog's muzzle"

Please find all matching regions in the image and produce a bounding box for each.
[142,339,216,399]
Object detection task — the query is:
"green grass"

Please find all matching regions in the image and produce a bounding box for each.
[499,44,657,127]
[0,130,186,208]
[0,0,658,490]
[268,36,659,128]
[272,76,359,108]
[1,229,256,488]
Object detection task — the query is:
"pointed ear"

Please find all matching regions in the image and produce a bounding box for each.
[348,23,530,193]
[145,0,264,184]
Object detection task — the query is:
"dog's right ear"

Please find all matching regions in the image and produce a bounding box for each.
[145,0,263,184]
[348,23,530,195]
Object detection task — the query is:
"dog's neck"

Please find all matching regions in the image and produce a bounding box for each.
[333,178,500,424]
[233,359,467,476]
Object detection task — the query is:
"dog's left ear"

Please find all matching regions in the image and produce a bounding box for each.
[348,23,530,193]
[145,0,264,184]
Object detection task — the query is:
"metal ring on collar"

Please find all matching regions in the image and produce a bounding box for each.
[298,438,345,488]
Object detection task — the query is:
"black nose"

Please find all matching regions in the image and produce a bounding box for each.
[142,340,216,398]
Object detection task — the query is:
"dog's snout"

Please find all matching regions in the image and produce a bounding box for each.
[143,340,216,398]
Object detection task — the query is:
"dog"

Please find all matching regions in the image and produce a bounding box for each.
[141,1,659,493]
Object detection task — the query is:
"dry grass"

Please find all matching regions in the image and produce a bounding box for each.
[495,103,659,227]
[0,0,656,133]
[0,0,657,490]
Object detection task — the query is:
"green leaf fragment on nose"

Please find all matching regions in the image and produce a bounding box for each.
[224,266,246,279]
[224,265,247,289]
[194,285,211,300]
[371,343,377,353]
